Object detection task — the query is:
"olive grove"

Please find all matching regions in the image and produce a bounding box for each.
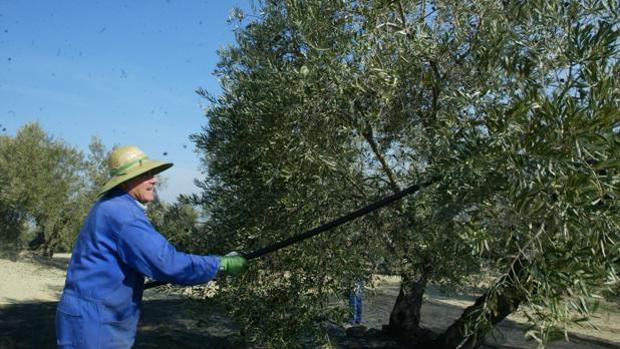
[190,0,619,347]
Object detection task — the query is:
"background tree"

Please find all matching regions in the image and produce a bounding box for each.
[191,0,618,347]
[0,134,25,256]
[148,194,205,254]
[0,123,109,257]
[58,137,111,250]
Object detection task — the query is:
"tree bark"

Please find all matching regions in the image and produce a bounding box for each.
[41,232,59,258]
[29,216,68,258]
[386,265,436,347]
[434,258,529,349]
[27,231,46,251]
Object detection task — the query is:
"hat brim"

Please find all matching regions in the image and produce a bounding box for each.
[98,160,173,197]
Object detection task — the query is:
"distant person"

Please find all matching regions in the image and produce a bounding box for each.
[349,280,364,325]
[56,145,248,349]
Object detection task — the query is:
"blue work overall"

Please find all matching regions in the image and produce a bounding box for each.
[56,189,220,348]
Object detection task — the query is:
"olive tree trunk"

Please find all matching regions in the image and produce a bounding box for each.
[386,266,436,347]
[434,258,528,349]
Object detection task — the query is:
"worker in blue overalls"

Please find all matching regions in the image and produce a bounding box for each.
[56,145,248,348]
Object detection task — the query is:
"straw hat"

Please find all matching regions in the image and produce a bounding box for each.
[98,145,172,197]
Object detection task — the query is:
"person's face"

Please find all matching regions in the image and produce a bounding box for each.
[122,171,157,204]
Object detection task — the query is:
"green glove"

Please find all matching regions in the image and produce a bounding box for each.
[219,254,248,276]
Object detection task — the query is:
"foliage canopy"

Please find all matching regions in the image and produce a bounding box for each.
[192,0,618,347]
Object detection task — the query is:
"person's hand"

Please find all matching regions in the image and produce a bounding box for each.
[219,253,248,276]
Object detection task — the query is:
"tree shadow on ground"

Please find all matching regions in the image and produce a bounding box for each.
[0,298,246,349]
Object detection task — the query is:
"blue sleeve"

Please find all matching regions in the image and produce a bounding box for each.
[116,216,221,286]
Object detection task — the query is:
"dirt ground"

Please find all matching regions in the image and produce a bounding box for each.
[0,254,619,349]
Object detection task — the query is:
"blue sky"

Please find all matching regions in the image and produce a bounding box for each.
[0,0,249,202]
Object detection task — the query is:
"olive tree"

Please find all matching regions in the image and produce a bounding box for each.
[0,123,108,256]
[192,1,618,347]
[148,195,206,254]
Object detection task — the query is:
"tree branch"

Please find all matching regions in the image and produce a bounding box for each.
[361,123,401,193]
